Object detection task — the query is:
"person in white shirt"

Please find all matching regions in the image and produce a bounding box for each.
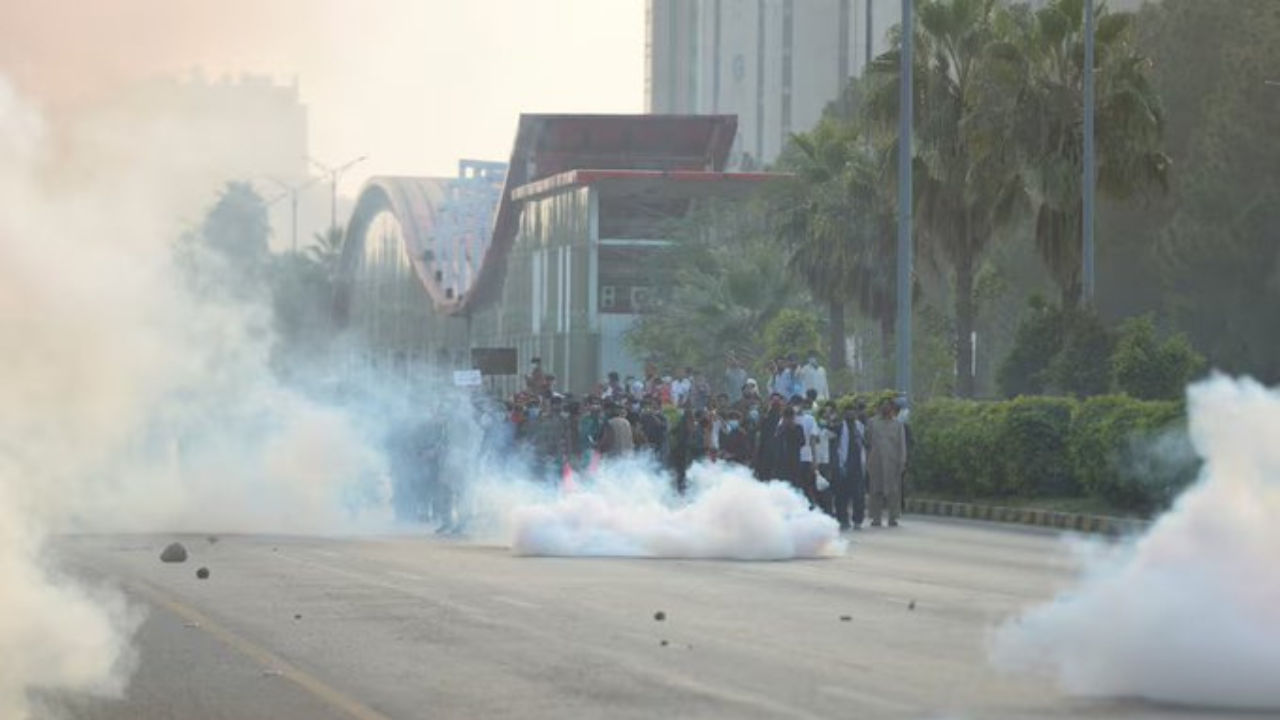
[797,356,830,401]
[797,396,821,507]
[670,367,692,408]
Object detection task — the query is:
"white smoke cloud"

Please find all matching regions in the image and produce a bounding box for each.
[497,460,846,560]
[991,375,1280,710]
[0,75,392,719]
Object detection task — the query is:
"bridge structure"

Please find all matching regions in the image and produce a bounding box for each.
[336,114,780,394]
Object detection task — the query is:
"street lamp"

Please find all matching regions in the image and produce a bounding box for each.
[260,175,321,255]
[308,154,368,232]
[896,0,914,403]
[1082,0,1096,304]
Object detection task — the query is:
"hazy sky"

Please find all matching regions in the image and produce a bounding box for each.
[1,0,646,186]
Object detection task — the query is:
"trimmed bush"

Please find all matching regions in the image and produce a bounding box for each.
[998,397,1077,497]
[905,394,1196,516]
[1070,395,1193,514]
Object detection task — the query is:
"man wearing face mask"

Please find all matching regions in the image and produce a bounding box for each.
[720,411,752,465]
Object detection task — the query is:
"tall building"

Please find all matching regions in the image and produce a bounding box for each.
[53,72,322,250]
[646,0,899,168]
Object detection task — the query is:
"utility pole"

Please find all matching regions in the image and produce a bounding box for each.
[261,175,321,254]
[308,155,368,232]
[1082,0,1096,303]
[896,0,914,402]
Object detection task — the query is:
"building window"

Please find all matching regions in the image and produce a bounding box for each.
[601,285,617,310]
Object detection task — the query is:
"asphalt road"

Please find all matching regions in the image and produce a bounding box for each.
[42,519,1258,720]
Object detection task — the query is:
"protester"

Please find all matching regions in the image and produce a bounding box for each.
[639,396,669,464]
[835,404,867,531]
[797,392,821,507]
[720,411,752,465]
[670,367,692,408]
[797,355,830,401]
[774,406,806,492]
[753,394,784,481]
[724,354,747,399]
[598,401,635,457]
[866,398,907,527]
[527,396,568,482]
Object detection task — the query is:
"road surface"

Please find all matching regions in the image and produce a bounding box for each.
[43,519,1253,719]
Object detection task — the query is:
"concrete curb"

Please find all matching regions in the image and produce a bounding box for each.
[905,498,1151,537]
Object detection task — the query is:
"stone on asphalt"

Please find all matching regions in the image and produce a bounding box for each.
[840,615,852,622]
[908,600,917,611]
[653,611,666,621]
[196,567,210,580]
[160,542,188,563]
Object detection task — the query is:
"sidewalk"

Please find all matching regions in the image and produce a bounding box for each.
[905,498,1151,537]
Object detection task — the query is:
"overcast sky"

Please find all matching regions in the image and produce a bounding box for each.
[1,0,646,185]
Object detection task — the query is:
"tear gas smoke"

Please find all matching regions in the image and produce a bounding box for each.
[491,460,845,560]
[0,76,389,719]
[0,73,845,719]
[991,375,1280,710]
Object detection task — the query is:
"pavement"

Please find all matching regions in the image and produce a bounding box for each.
[42,518,1259,720]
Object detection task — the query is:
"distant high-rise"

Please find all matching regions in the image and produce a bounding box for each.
[646,0,899,168]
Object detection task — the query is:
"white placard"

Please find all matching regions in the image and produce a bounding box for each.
[453,369,483,387]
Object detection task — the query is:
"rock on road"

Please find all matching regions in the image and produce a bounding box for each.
[43,519,1249,719]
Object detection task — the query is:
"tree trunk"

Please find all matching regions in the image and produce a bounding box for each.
[954,249,977,399]
[828,299,847,374]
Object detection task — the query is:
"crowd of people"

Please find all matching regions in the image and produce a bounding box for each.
[385,353,911,535]
[507,355,910,532]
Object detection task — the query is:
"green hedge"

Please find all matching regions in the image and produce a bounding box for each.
[873,393,1196,516]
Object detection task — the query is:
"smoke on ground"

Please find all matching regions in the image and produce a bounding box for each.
[491,460,845,560]
[991,375,1280,710]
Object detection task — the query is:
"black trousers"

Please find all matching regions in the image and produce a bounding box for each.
[832,459,867,528]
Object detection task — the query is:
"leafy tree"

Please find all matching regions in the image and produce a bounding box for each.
[305,226,346,283]
[626,201,807,374]
[176,181,271,300]
[1110,315,1204,401]
[775,93,898,379]
[761,309,823,368]
[865,0,1029,397]
[1046,304,1114,397]
[1134,0,1280,382]
[997,296,1066,397]
[989,0,1168,307]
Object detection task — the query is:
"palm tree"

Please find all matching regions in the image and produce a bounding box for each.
[305,226,346,282]
[865,0,1028,397]
[775,116,898,382]
[993,0,1168,307]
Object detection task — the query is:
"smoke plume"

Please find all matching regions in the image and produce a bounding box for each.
[991,375,1280,710]
[499,460,845,560]
[0,74,391,719]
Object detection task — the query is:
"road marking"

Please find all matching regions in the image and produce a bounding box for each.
[128,579,397,720]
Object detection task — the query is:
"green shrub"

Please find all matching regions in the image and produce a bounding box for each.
[907,394,1195,515]
[997,397,1077,497]
[910,399,1008,497]
[1111,315,1206,401]
[1070,395,1193,514]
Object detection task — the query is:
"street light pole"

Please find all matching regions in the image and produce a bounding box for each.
[308,155,368,232]
[1082,0,1097,304]
[261,175,321,254]
[897,0,914,402]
